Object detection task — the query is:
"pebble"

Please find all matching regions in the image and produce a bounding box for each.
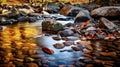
[63,41,73,46]
[52,36,61,41]
[71,46,81,51]
[53,43,65,49]
[61,37,68,41]
[58,65,66,67]
[27,62,38,67]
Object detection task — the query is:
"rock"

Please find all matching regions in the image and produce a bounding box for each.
[99,17,118,30]
[100,52,110,56]
[83,54,93,58]
[78,57,92,63]
[75,61,85,67]
[85,44,93,51]
[0,20,13,25]
[61,37,68,41]
[59,29,74,37]
[42,59,49,63]
[67,36,80,41]
[96,56,112,61]
[86,64,94,67]
[24,57,34,63]
[83,59,93,64]
[91,6,120,20]
[100,52,117,57]
[103,61,114,66]
[18,16,28,22]
[68,65,75,67]
[42,20,55,31]
[27,62,38,67]
[53,43,65,49]
[52,23,63,33]
[83,48,92,54]
[30,54,45,59]
[66,50,74,52]
[0,62,16,67]
[93,62,104,67]
[29,17,37,22]
[60,49,73,52]
[71,46,81,51]
[58,65,66,67]
[52,36,61,41]
[63,41,73,46]
[28,49,37,55]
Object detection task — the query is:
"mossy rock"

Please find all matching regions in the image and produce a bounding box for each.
[42,21,54,31]
[52,23,63,33]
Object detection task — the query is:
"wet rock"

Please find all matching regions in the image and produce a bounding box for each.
[30,54,45,59]
[27,62,38,67]
[68,65,75,67]
[53,43,65,49]
[67,36,80,41]
[63,41,73,46]
[100,52,110,56]
[100,52,117,57]
[59,29,74,37]
[91,6,120,17]
[85,44,93,51]
[96,56,112,61]
[86,64,94,67]
[83,54,93,58]
[24,57,35,63]
[103,61,114,66]
[33,59,42,67]
[43,64,49,67]
[28,49,37,56]
[83,59,93,64]
[80,36,87,41]
[2,56,11,63]
[93,62,104,67]
[61,37,68,41]
[75,61,85,67]
[78,56,92,63]
[83,48,92,54]
[71,46,81,51]
[60,49,74,52]
[52,36,61,40]
[42,59,49,63]
[58,65,66,67]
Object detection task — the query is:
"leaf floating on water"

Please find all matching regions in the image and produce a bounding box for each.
[42,47,54,54]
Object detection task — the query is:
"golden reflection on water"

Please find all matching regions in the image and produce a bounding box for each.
[0,22,41,49]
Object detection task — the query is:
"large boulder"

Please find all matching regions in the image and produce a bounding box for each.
[91,6,120,20]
